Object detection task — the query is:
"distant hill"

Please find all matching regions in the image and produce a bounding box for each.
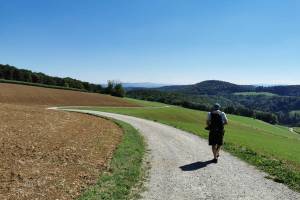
[157,80,300,97]
[126,80,300,126]
[158,80,255,95]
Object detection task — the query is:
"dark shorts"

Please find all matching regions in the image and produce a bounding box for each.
[209,130,224,146]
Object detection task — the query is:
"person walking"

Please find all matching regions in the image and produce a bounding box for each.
[206,103,228,163]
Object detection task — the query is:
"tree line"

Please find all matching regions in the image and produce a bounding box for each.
[0,64,125,97]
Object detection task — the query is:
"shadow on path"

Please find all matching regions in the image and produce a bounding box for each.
[179,160,215,171]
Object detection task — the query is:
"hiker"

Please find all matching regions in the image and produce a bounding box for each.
[206,103,228,163]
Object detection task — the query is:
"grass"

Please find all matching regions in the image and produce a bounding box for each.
[73,98,300,192]
[234,92,278,96]
[123,98,167,107]
[79,119,145,200]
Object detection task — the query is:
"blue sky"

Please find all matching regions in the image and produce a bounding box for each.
[1,0,300,85]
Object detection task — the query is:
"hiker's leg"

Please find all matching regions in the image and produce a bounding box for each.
[211,145,217,159]
[216,145,222,157]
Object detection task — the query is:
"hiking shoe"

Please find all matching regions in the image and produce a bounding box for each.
[213,158,218,163]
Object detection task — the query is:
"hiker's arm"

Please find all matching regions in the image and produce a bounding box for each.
[207,120,211,126]
[224,119,228,125]
[223,113,228,125]
[206,112,211,126]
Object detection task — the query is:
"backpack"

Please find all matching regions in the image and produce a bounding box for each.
[210,112,224,132]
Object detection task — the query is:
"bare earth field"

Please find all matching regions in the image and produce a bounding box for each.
[0,83,138,107]
[0,103,123,200]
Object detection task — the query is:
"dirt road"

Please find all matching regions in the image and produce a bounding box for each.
[63,109,300,200]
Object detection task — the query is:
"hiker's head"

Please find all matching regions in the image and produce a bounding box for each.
[213,103,221,111]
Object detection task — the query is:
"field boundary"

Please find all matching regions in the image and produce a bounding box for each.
[0,79,88,92]
[59,109,147,200]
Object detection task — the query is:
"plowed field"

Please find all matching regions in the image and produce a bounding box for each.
[0,82,131,199]
[0,83,138,107]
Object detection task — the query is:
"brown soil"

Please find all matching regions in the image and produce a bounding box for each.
[0,83,139,107]
[0,103,123,200]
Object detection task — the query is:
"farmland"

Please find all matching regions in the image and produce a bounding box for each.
[0,83,139,107]
[0,83,143,199]
[0,103,124,199]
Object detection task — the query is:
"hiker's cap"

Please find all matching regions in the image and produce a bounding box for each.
[214,103,221,110]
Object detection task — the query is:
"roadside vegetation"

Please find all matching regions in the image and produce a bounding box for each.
[79,120,145,200]
[77,99,300,192]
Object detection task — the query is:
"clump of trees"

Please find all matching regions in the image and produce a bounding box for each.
[104,80,125,97]
[224,106,278,124]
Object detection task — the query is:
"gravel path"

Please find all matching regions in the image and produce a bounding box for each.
[63,109,300,200]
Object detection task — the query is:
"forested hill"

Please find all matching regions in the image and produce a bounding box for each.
[157,80,300,97]
[157,80,255,95]
[256,85,300,97]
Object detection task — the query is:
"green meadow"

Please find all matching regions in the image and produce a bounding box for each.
[75,98,300,191]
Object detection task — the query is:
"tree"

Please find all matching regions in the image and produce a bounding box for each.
[113,82,125,97]
[105,80,115,94]
[31,73,40,83]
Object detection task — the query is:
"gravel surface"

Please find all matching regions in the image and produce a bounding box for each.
[64,109,300,200]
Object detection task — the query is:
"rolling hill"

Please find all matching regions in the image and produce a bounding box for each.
[156,80,300,97]
[157,80,256,95]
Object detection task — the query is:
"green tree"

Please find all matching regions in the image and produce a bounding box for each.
[105,80,115,94]
[113,82,125,97]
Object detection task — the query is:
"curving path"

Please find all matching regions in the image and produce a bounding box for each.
[61,109,300,200]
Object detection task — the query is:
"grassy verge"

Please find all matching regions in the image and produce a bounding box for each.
[224,143,300,191]
[74,98,300,192]
[79,119,145,200]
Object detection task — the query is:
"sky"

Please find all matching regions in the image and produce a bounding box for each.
[1,0,300,85]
